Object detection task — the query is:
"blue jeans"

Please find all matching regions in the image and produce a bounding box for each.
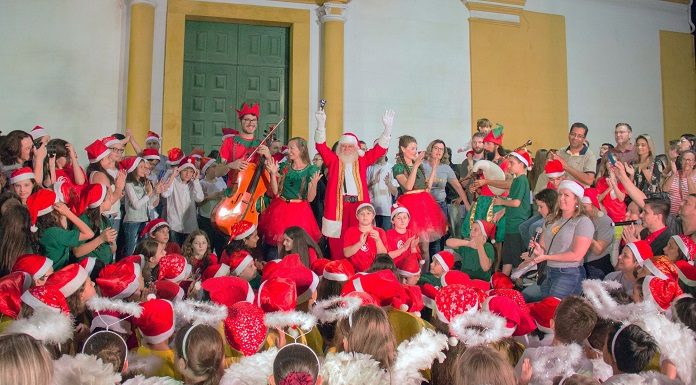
[519,214,543,247]
[522,265,585,302]
[121,221,144,256]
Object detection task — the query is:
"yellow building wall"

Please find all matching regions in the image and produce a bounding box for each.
[660,30,696,149]
[469,11,569,153]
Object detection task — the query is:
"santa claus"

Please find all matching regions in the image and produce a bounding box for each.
[314,108,395,259]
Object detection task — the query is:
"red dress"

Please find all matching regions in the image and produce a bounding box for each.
[342,226,387,272]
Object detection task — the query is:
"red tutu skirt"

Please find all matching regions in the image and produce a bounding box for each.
[258,198,322,245]
[397,191,447,242]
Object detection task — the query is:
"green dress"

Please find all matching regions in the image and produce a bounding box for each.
[279,162,319,200]
[77,213,114,265]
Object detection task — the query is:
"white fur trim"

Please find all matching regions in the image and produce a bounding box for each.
[88,185,108,209]
[21,290,60,313]
[392,328,449,385]
[60,265,89,297]
[114,263,142,299]
[232,255,253,276]
[37,204,54,218]
[122,375,183,385]
[5,308,73,345]
[90,148,111,164]
[167,262,192,284]
[311,296,363,323]
[352,277,364,293]
[321,351,387,385]
[141,322,175,345]
[82,257,96,275]
[148,222,168,236]
[643,259,669,280]
[201,158,216,176]
[339,134,358,146]
[264,310,317,332]
[9,171,35,184]
[87,296,144,317]
[626,243,646,266]
[432,253,449,272]
[673,236,690,258]
[220,348,278,385]
[174,299,228,326]
[215,263,231,278]
[558,180,584,199]
[397,268,420,277]
[509,151,530,168]
[52,353,122,385]
[323,271,349,281]
[322,217,342,238]
[582,279,644,322]
[33,258,53,280]
[677,264,696,287]
[449,311,513,346]
[545,171,564,178]
[297,272,320,304]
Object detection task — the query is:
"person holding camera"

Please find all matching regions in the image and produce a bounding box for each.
[0,129,47,186]
[663,149,696,216]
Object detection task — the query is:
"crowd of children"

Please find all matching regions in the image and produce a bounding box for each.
[0,105,694,385]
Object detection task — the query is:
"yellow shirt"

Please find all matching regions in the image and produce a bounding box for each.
[135,346,182,380]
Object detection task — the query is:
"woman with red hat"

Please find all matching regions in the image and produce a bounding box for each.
[85,139,126,234]
[258,137,322,258]
[72,184,118,266]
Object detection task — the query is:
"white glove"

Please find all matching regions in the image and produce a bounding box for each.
[382,109,395,136]
[315,109,327,144]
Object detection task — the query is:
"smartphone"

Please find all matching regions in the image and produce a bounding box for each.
[607,151,617,166]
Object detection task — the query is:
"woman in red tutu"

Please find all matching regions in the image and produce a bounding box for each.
[392,135,448,252]
[259,137,322,251]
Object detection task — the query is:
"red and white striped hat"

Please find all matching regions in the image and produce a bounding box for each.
[30,125,48,140]
[133,299,175,344]
[45,263,89,297]
[85,140,111,164]
[142,148,161,161]
[9,167,35,184]
[12,254,53,281]
[158,254,192,283]
[21,286,70,314]
[145,131,160,143]
[96,261,142,299]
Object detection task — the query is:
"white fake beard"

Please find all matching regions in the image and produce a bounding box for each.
[337,150,359,164]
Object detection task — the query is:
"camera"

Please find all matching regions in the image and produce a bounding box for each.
[47,143,57,158]
[33,138,43,149]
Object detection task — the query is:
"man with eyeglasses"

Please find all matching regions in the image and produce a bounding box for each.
[612,122,638,165]
[550,122,596,187]
[218,102,272,189]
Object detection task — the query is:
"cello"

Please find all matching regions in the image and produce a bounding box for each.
[211,119,284,236]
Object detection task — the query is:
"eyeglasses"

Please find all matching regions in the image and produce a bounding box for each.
[569,133,585,139]
[109,148,125,154]
[242,118,258,123]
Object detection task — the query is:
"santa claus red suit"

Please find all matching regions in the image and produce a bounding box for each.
[314,109,394,259]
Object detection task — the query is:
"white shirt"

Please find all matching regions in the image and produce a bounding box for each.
[162,176,204,233]
[199,177,227,218]
[367,162,397,216]
[343,162,358,196]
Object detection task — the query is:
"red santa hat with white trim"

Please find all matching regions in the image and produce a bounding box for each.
[390,203,410,220]
[224,301,267,356]
[475,220,497,243]
[200,157,216,176]
[140,218,169,238]
[643,255,679,281]
[672,234,696,262]
[9,166,35,185]
[642,276,683,311]
[133,298,175,345]
[101,136,123,148]
[626,240,653,267]
[45,263,89,297]
[482,295,535,336]
[396,256,421,278]
[310,258,331,277]
[228,250,254,277]
[544,159,565,178]
[340,269,407,309]
[432,250,455,272]
[435,283,480,324]
[26,189,57,232]
[0,272,31,319]
[256,276,297,313]
[85,139,111,164]
[491,271,515,290]
[12,254,53,281]
[154,280,185,302]
[30,125,48,140]
[675,260,696,288]
[339,132,365,156]
[96,261,142,300]
[167,147,185,166]
[509,149,533,170]
[201,276,255,307]
[78,257,97,276]
[145,131,161,144]
[201,263,231,281]
[158,254,192,283]
[142,148,161,161]
[528,296,561,334]
[121,254,145,268]
[178,156,198,172]
[78,183,108,216]
[21,285,70,314]
[263,253,320,305]
[120,156,143,174]
[322,259,355,282]
[229,220,257,241]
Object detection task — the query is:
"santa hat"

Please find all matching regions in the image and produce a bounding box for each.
[21,285,70,314]
[228,250,254,277]
[26,189,57,232]
[672,235,696,261]
[85,140,111,164]
[200,157,216,176]
[174,298,228,327]
[322,259,355,282]
[396,256,421,277]
[626,240,653,267]
[482,124,504,146]
[544,159,565,178]
[158,254,192,283]
[642,276,683,311]
[355,202,375,216]
[558,180,584,199]
[30,125,48,140]
[222,128,239,141]
[12,254,53,281]
[509,150,533,170]
[341,270,406,308]
[9,166,35,184]
[141,148,160,161]
[440,270,472,288]
[120,156,143,174]
[154,280,184,302]
[82,183,108,210]
[96,262,141,299]
[582,187,601,211]
[339,132,365,156]
[5,307,73,345]
[45,263,89,297]
[178,156,198,172]
[133,299,175,345]
[310,258,331,277]
[432,250,455,272]
[236,102,260,120]
[0,272,31,319]
[189,148,205,159]
[120,254,145,268]
[201,276,255,307]
[140,218,169,238]
[488,288,530,313]
[390,203,410,221]
[166,148,185,166]
[643,255,679,281]
[79,257,97,276]
[256,277,297,313]
[201,263,231,281]
[475,220,496,243]
[229,220,256,240]
[675,260,696,287]
[101,136,123,148]
[490,272,514,290]
[145,131,160,143]
[483,295,535,336]
[528,296,561,334]
[224,302,267,356]
[435,284,480,323]
[398,284,425,315]
[449,311,514,347]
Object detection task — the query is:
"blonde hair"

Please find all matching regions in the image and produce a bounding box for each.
[425,139,450,164]
[334,305,396,370]
[0,333,53,385]
[454,345,516,385]
[545,189,587,225]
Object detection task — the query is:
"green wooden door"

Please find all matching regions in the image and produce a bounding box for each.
[182,21,288,155]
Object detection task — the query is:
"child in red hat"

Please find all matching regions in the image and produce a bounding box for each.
[73,184,118,266]
[385,204,421,267]
[446,219,496,280]
[418,250,456,287]
[132,298,181,379]
[9,166,37,205]
[181,230,218,277]
[84,139,126,236]
[343,203,388,272]
[162,156,204,245]
[122,156,163,256]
